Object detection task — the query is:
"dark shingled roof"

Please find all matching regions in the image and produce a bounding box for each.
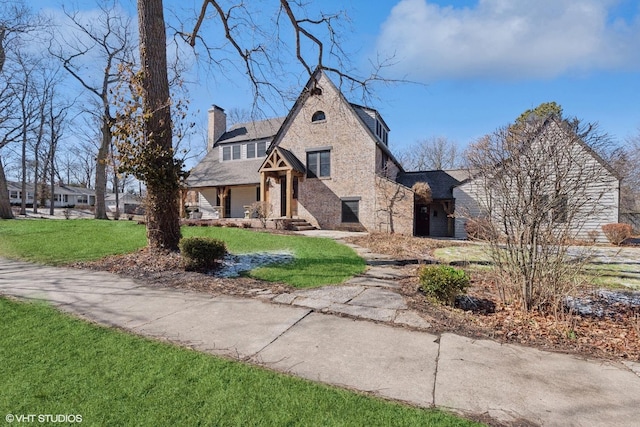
[217,117,285,145]
[274,147,306,174]
[397,170,471,200]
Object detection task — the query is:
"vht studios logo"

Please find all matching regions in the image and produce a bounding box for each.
[5,414,83,423]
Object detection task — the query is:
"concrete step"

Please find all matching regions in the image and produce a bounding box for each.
[284,219,317,231]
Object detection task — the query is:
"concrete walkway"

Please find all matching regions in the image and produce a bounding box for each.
[2,252,640,426]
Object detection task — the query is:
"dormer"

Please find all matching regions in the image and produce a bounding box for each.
[350,104,390,146]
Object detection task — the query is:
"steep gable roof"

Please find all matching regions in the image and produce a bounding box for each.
[267,68,404,171]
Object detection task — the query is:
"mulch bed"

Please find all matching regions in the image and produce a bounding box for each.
[72,248,291,298]
[399,267,640,361]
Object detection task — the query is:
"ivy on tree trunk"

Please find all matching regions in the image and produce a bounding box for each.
[137,0,180,250]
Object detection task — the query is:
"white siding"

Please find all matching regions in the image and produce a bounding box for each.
[198,189,218,219]
[229,186,258,218]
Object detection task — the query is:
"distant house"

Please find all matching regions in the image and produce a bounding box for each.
[187,70,619,240]
[7,181,95,208]
[105,193,143,214]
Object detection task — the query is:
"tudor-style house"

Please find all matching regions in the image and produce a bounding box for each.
[187,69,414,234]
[187,70,620,240]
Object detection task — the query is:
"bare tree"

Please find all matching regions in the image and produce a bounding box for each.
[135,0,181,249]
[398,136,459,171]
[464,113,618,312]
[0,0,44,218]
[374,161,414,234]
[50,0,135,219]
[611,133,640,213]
[130,0,392,250]
[10,52,42,215]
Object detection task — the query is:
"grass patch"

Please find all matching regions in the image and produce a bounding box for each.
[0,220,365,287]
[0,219,146,265]
[433,244,492,266]
[182,227,365,287]
[0,298,482,427]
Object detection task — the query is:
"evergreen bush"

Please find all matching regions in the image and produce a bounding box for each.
[179,237,227,272]
[419,265,470,306]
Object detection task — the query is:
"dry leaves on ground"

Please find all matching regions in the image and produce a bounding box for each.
[72,248,291,298]
[345,232,461,260]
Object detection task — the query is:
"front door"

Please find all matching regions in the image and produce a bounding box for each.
[415,205,430,236]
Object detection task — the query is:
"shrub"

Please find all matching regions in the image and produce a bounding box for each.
[464,217,495,241]
[250,201,271,228]
[601,223,632,246]
[179,237,227,272]
[419,265,470,306]
[412,182,432,204]
[586,230,599,244]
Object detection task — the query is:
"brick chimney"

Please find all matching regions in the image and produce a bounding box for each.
[208,105,227,151]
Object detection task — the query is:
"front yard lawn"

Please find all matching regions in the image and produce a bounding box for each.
[0,298,482,427]
[0,220,365,288]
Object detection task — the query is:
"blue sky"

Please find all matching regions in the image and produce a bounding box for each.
[33,0,640,156]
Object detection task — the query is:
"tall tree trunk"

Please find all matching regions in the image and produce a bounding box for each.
[20,127,27,216]
[94,117,110,219]
[0,160,14,219]
[137,0,180,250]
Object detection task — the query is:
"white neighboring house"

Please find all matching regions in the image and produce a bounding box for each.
[7,181,95,208]
[105,193,143,214]
[451,117,620,242]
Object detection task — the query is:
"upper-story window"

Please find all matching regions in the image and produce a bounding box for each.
[311,111,326,122]
[221,141,268,162]
[375,119,388,145]
[222,146,231,161]
[307,149,331,178]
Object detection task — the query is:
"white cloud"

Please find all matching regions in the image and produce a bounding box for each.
[376,0,640,81]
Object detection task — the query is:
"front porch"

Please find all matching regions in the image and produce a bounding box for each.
[193,185,261,220]
[259,147,306,219]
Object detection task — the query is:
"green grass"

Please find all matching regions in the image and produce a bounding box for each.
[0,298,483,427]
[0,219,146,265]
[434,243,640,290]
[0,220,365,287]
[433,244,492,266]
[182,227,365,287]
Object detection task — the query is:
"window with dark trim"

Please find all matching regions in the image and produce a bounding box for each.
[341,199,359,223]
[312,111,326,122]
[552,195,568,223]
[307,150,331,178]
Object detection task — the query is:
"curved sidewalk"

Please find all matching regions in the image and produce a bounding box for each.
[1,257,639,427]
